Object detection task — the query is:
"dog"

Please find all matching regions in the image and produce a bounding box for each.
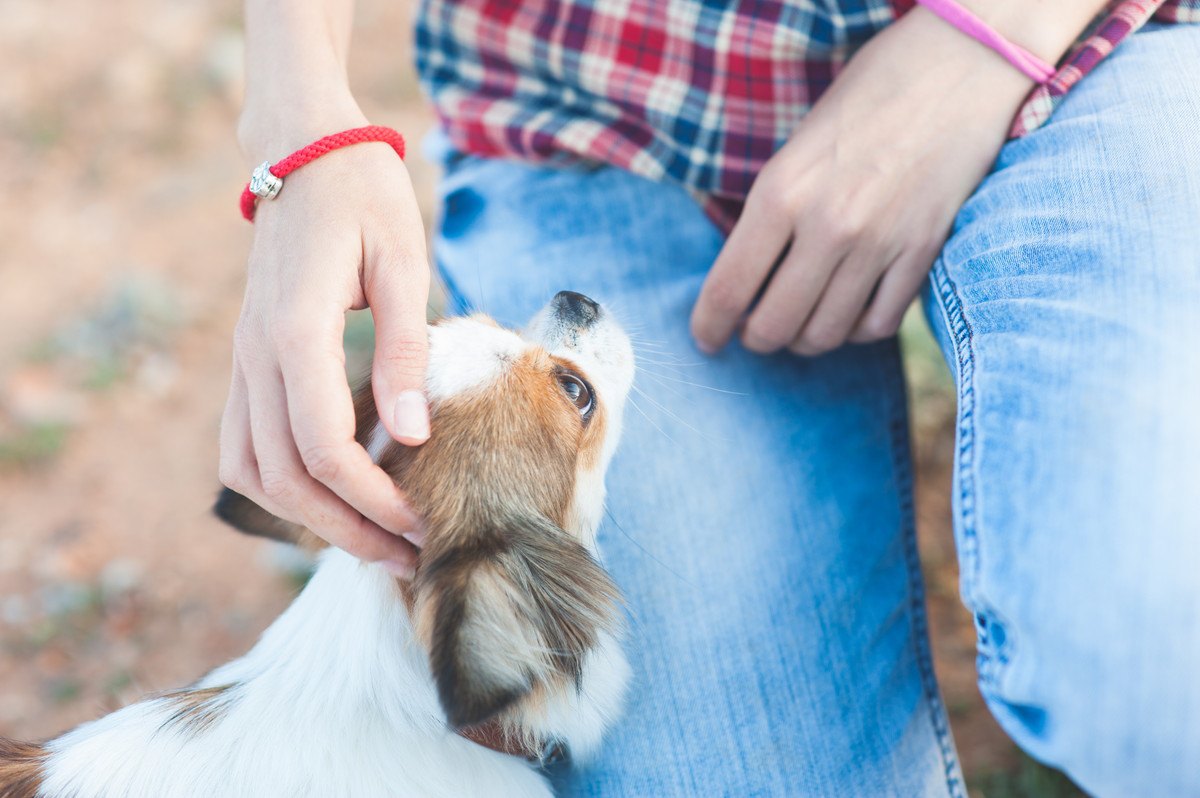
[0,291,635,798]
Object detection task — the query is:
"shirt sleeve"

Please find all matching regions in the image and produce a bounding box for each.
[1008,0,1172,138]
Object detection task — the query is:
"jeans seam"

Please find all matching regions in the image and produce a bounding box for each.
[434,256,474,315]
[929,262,980,593]
[929,260,1000,693]
[882,339,965,798]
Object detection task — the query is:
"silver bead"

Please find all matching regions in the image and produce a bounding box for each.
[249,161,283,200]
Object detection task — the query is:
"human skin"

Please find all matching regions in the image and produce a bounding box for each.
[223,0,427,576]
[224,0,1106,570]
[688,0,1110,355]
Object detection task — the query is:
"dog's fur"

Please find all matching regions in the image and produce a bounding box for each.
[0,294,635,798]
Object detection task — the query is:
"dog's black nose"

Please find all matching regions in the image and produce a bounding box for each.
[553,290,601,326]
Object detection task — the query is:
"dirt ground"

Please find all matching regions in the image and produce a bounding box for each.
[0,1,1078,795]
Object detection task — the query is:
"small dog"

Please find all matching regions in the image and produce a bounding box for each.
[0,291,635,798]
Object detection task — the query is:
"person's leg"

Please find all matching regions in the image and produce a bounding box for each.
[429,142,963,796]
[926,23,1200,797]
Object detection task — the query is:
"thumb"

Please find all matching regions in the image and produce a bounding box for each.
[368,259,431,446]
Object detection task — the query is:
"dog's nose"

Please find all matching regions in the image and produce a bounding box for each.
[552,291,601,326]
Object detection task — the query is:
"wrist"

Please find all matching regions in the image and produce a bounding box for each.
[237,90,369,166]
[955,0,1109,64]
[824,6,1036,168]
[877,8,1035,107]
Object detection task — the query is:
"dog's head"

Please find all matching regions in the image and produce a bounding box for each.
[216,291,634,729]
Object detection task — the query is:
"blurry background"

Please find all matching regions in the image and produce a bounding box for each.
[0,1,1078,795]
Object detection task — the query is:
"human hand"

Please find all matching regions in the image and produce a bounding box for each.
[219,106,430,578]
[690,5,1069,356]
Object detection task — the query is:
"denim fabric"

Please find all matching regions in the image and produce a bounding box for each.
[924,22,1200,797]
[431,149,960,796]
[427,22,1200,797]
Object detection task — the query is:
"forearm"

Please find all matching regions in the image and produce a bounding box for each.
[239,0,367,163]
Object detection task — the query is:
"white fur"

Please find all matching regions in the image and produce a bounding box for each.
[37,301,636,798]
[424,319,525,402]
[43,552,556,798]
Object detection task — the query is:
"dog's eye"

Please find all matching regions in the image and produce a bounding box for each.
[558,374,593,415]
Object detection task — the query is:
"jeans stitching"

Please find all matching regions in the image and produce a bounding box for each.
[929,260,997,691]
[434,257,474,315]
[882,340,966,798]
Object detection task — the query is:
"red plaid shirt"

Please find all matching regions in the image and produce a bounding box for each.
[416,0,1198,230]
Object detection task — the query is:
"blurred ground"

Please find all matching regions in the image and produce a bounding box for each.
[0,1,1079,795]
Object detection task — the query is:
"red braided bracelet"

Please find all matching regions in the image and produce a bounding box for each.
[239,125,406,222]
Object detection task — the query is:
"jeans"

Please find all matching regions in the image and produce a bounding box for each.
[428,22,1200,797]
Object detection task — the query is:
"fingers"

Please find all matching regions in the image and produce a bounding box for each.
[788,252,885,356]
[690,198,791,353]
[241,359,419,573]
[219,368,302,534]
[366,254,431,446]
[739,237,845,354]
[220,351,420,575]
[849,248,939,343]
[274,306,423,538]
[219,147,433,577]
[218,354,263,499]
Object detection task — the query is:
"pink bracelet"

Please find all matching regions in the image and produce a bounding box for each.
[914,0,1056,84]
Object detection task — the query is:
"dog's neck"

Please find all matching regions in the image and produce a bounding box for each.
[202,548,445,731]
[40,548,627,798]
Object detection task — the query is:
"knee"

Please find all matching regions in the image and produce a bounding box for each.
[975,565,1200,795]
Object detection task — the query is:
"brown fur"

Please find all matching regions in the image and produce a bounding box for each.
[376,349,619,728]
[416,513,618,727]
[214,342,621,731]
[375,349,585,532]
[159,684,235,736]
[0,738,46,798]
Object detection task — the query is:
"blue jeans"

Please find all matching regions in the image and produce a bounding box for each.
[429,23,1200,797]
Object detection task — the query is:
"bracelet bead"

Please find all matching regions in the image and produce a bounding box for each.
[239,126,406,222]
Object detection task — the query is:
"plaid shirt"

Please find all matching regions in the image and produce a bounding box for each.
[416,0,1198,230]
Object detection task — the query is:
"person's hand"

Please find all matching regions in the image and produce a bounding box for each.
[219,107,430,578]
[690,5,1075,356]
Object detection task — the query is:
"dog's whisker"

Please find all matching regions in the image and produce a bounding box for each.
[603,506,693,589]
[640,370,748,396]
[633,351,707,367]
[635,372,691,403]
[634,358,707,375]
[631,385,730,443]
[627,338,673,350]
[626,394,685,449]
[635,364,713,388]
[625,330,665,341]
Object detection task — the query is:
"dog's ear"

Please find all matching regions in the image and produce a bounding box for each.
[213,488,324,551]
[213,379,379,550]
[414,514,620,729]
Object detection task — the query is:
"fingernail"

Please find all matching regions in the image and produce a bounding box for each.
[393,390,430,445]
[402,528,427,548]
[382,559,416,580]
